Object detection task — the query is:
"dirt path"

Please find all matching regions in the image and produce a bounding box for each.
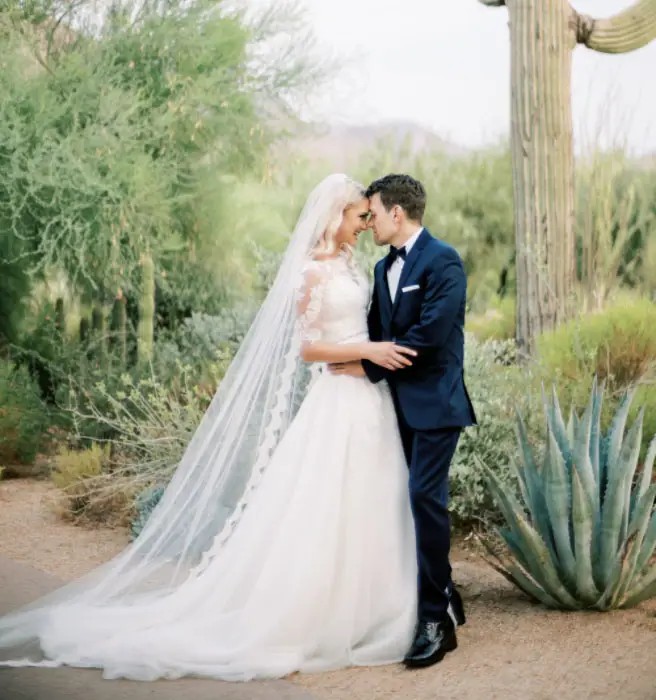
[1,477,655,700]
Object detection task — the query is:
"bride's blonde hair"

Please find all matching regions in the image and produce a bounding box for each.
[312,177,366,258]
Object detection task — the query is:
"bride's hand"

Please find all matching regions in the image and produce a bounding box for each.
[364,342,417,370]
[328,360,366,377]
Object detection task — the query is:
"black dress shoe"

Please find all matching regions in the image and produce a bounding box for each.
[449,585,466,626]
[403,617,457,668]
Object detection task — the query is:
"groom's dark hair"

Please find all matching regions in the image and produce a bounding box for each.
[365,174,426,223]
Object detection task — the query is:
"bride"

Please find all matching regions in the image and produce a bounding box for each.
[0,174,420,682]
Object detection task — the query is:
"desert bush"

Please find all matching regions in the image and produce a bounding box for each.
[61,371,208,523]
[0,358,50,465]
[537,297,656,456]
[51,443,134,525]
[450,336,541,527]
[153,305,256,392]
[466,296,516,343]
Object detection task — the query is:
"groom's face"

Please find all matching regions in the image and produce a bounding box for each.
[368,193,399,246]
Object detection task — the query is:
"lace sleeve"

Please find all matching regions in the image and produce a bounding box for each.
[296,260,329,344]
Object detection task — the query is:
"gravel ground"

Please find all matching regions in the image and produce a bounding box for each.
[1,477,655,700]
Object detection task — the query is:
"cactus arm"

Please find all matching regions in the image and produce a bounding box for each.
[575,0,656,54]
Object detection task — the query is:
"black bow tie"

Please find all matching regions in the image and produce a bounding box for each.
[388,245,407,264]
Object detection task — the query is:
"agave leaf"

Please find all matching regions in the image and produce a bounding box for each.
[571,467,600,605]
[600,391,634,512]
[546,385,572,468]
[635,436,656,511]
[574,388,597,506]
[621,565,656,608]
[483,465,580,608]
[501,527,533,574]
[510,417,535,515]
[571,392,601,587]
[510,456,531,510]
[486,556,562,608]
[483,466,556,596]
[613,484,656,607]
[596,538,634,610]
[479,531,565,609]
[514,412,553,546]
[567,406,579,446]
[599,408,643,577]
[634,510,656,577]
[620,410,644,546]
[543,430,576,587]
[606,389,636,471]
[588,378,604,489]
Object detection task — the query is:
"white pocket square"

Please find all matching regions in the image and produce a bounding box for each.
[401,284,420,293]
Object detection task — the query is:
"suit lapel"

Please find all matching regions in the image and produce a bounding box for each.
[391,228,430,317]
[375,260,393,320]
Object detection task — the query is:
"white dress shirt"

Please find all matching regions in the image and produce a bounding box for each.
[387,227,424,301]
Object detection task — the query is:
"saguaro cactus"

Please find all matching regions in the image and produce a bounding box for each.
[110,290,128,369]
[137,252,155,370]
[91,304,106,366]
[479,0,656,357]
[54,297,65,335]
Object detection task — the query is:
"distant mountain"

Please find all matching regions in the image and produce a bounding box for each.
[273,120,467,170]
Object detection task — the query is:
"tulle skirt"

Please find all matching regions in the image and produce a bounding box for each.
[9,371,417,681]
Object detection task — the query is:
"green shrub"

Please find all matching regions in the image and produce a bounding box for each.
[538,298,656,388]
[51,443,134,525]
[466,296,516,342]
[537,298,656,457]
[450,336,541,527]
[60,371,208,524]
[153,305,255,395]
[0,359,50,465]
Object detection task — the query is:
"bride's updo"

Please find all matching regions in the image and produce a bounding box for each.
[312,176,366,258]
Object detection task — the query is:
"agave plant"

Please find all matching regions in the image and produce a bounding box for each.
[482,379,656,610]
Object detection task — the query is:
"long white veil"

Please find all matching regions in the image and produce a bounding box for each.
[0,173,366,664]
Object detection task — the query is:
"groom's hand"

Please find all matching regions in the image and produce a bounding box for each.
[328,360,366,377]
[365,342,416,370]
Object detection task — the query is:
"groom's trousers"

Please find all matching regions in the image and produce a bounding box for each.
[397,410,462,621]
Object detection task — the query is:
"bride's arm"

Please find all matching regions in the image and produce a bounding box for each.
[297,263,415,368]
[301,339,414,366]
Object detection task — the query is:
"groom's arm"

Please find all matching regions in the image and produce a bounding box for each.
[394,249,466,354]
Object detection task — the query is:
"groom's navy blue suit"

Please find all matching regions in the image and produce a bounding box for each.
[363,228,476,621]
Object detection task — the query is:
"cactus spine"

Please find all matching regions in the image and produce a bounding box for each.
[479,0,656,357]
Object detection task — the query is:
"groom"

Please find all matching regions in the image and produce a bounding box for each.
[332,174,477,668]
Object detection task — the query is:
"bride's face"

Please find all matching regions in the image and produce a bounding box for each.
[333,197,371,248]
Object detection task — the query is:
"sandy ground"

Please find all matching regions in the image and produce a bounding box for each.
[1,477,655,700]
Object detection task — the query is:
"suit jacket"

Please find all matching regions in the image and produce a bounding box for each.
[363,228,477,431]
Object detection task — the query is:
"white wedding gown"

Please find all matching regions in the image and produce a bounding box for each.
[12,254,418,681]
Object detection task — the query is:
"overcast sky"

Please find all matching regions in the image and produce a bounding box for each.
[266,0,656,154]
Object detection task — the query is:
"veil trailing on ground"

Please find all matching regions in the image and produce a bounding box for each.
[0,173,366,664]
